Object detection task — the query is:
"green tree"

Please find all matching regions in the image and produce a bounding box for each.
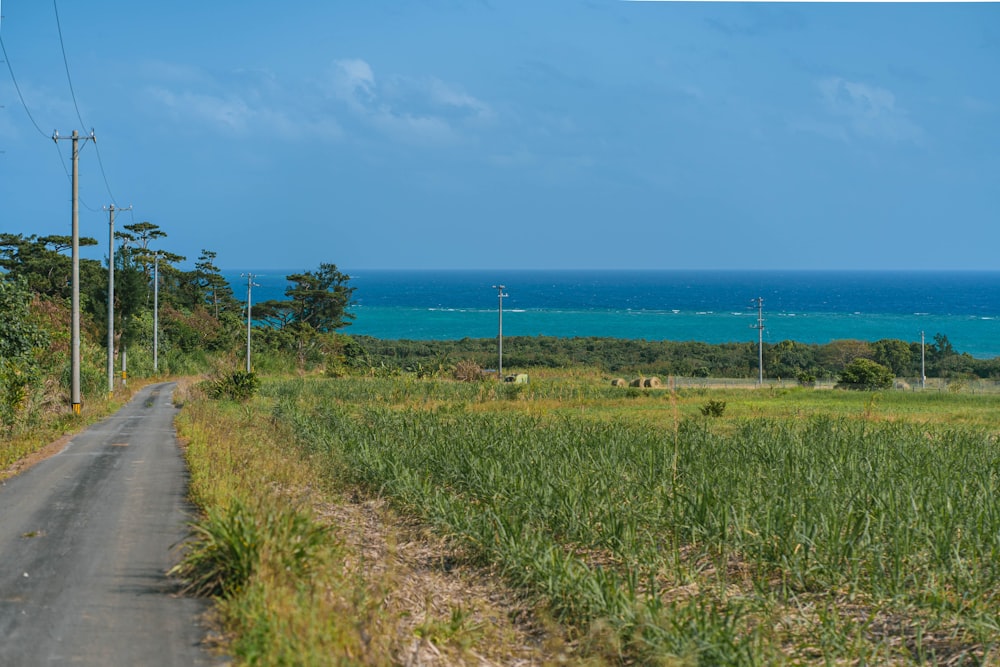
[258,263,355,333]
[928,333,955,363]
[770,340,819,378]
[193,249,237,318]
[871,338,913,377]
[0,233,101,300]
[818,339,872,374]
[835,358,894,391]
[117,222,185,283]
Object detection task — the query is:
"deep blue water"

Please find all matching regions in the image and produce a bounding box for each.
[224,270,1000,358]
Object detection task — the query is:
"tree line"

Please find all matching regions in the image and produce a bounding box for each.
[0,224,353,427]
[349,332,999,382]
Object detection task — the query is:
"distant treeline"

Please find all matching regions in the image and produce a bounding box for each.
[348,333,1000,380]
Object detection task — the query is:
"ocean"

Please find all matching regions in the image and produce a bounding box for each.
[223,270,1000,359]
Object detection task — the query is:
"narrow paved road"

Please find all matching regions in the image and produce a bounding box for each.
[0,382,224,666]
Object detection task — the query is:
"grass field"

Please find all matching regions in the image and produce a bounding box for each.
[178,371,1000,664]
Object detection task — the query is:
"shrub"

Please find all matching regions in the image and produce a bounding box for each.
[835,358,894,391]
[0,361,31,428]
[699,399,727,417]
[206,370,260,401]
[170,499,327,599]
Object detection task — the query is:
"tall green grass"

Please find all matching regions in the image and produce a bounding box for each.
[267,376,1000,664]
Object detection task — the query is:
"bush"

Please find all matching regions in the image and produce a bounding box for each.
[205,370,260,401]
[835,358,894,391]
[699,399,727,417]
[170,499,327,598]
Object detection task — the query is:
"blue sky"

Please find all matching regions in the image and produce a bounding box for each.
[1,1,997,271]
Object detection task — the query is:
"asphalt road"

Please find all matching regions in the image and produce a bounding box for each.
[0,382,224,666]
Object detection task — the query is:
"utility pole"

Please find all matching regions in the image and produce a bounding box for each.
[242,273,258,373]
[103,204,130,396]
[920,330,926,390]
[53,129,95,415]
[153,254,159,373]
[492,284,507,380]
[751,297,765,386]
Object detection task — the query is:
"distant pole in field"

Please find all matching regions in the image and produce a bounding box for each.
[242,273,259,373]
[920,330,926,390]
[493,284,507,379]
[53,129,95,415]
[751,297,765,386]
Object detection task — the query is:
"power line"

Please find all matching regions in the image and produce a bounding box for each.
[0,30,80,185]
[3,2,122,214]
[52,0,118,206]
[1,12,109,211]
[0,34,50,138]
[52,0,85,130]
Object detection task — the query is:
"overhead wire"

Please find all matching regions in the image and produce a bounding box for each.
[0,34,52,139]
[51,0,85,131]
[52,0,119,208]
[0,29,80,209]
[2,2,125,218]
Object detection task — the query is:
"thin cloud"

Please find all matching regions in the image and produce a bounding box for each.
[328,58,493,145]
[142,68,341,141]
[426,77,495,122]
[0,79,78,139]
[149,88,254,132]
[818,77,923,143]
[330,58,376,108]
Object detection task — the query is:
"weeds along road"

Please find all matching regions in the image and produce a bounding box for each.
[0,382,223,666]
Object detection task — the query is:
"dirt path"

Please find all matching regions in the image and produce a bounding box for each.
[0,383,225,666]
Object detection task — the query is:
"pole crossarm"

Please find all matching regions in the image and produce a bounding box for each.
[52,129,96,146]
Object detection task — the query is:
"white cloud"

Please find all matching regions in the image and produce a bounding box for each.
[818,77,923,143]
[426,78,494,121]
[330,59,376,107]
[327,58,493,145]
[143,58,491,147]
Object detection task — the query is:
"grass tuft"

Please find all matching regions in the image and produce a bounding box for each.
[170,498,327,599]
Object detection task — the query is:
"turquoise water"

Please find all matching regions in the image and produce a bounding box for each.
[225,270,1000,358]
